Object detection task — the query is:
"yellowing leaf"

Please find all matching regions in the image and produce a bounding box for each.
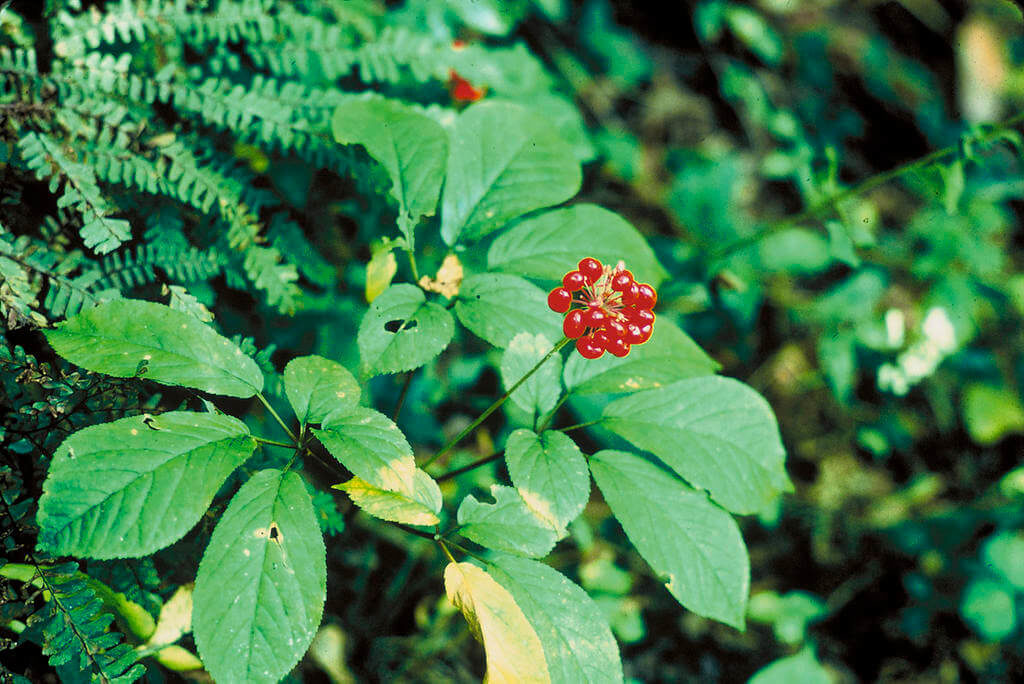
[334,469,442,527]
[147,584,194,648]
[444,562,551,684]
[366,248,398,303]
[419,254,464,299]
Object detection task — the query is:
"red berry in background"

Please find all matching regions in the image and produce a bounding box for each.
[449,69,485,102]
[576,335,604,359]
[547,287,572,313]
[578,257,603,284]
[611,270,633,292]
[606,336,631,357]
[563,309,586,338]
[632,283,657,309]
[562,270,586,291]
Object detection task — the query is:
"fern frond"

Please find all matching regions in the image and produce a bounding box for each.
[97,243,224,290]
[17,133,131,255]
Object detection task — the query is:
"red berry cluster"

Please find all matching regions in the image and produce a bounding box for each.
[547,257,657,359]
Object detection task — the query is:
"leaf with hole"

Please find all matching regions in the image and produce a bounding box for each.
[590,450,749,628]
[357,283,454,375]
[193,469,326,684]
[455,274,562,348]
[441,101,582,245]
[36,411,255,559]
[487,554,622,684]
[457,484,559,557]
[45,299,263,398]
[505,429,589,531]
[283,355,360,426]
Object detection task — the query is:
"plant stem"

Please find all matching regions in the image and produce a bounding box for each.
[435,450,504,483]
[256,391,297,443]
[710,110,1024,264]
[393,372,414,421]
[536,392,571,433]
[421,336,572,468]
[406,248,420,281]
[437,538,457,564]
[558,419,605,432]
[253,435,295,449]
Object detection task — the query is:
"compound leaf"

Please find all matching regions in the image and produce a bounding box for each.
[283,355,360,426]
[357,284,454,375]
[590,450,749,629]
[313,407,416,495]
[488,204,666,286]
[505,429,589,531]
[458,485,558,558]
[602,377,790,514]
[455,274,562,348]
[45,299,263,398]
[441,102,581,245]
[193,469,326,684]
[444,561,551,683]
[487,554,622,684]
[37,411,255,559]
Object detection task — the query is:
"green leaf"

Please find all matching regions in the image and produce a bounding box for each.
[444,561,551,682]
[961,577,1017,641]
[313,407,416,494]
[45,299,263,398]
[563,319,719,395]
[457,484,559,557]
[603,377,790,514]
[455,273,562,348]
[487,204,666,285]
[501,333,563,416]
[193,469,326,684]
[816,332,856,405]
[748,648,832,684]
[441,102,582,245]
[283,355,360,426]
[982,532,1024,591]
[505,429,589,531]
[589,450,749,628]
[332,97,447,247]
[37,411,255,559]
[334,469,442,527]
[357,283,454,375]
[487,554,623,684]
[962,383,1024,446]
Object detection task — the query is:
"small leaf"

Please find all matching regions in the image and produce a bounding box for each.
[457,485,558,557]
[962,383,1024,446]
[283,355,360,426]
[365,247,398,302]
[563,319,719,395]
[313,407,416,494]
[441,102,582,245]
[444,561,551,683]
[960,577,1017,641]
[332,96,447,247]
[603,377,791,514]
[334,469,442,527]
[748,648,832,684]
[505,429,589,531]
[455,273,562,348]
[357,283,454,375]
[45,299,263,398]
[193,469,326,684]
[982,532,1024,591]
[487,554,623,684]
[501,333,563,416]
[36,411,255,559]
[590,450,749,628]
[487,204,666,285]
[816,331,856,405]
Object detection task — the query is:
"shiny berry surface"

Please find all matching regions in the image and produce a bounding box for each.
[547,257,658,359]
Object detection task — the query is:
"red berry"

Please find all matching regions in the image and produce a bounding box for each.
[547,287,572,313]
[633,283,657,309]
[583,307,607,329]
[449,69,485,102]
[622,281,640,306]
[578,257,603,284]
[563,309,586,338]
[631,309,655,326]
[605,318,627,339]
[606,336,631,357]
[625,323,645,344]
[562,270,586,291]
[593,329,614,349]
[635,323,653,344]
[576,335,604,359]
[611,270,634,292]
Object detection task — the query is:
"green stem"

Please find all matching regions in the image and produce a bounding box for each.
[393,372,414,422]
[406,248,420,282]
[253,435,295,449]
[421,336,572,468]
[435,450,504,483]
[437,538,457,564]
[710,110,1024,264]
[536,392,571,433]
[558,419,605,432]
[256,391,297,443]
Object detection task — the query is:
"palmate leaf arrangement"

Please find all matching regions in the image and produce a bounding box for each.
[2,3,790,682]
